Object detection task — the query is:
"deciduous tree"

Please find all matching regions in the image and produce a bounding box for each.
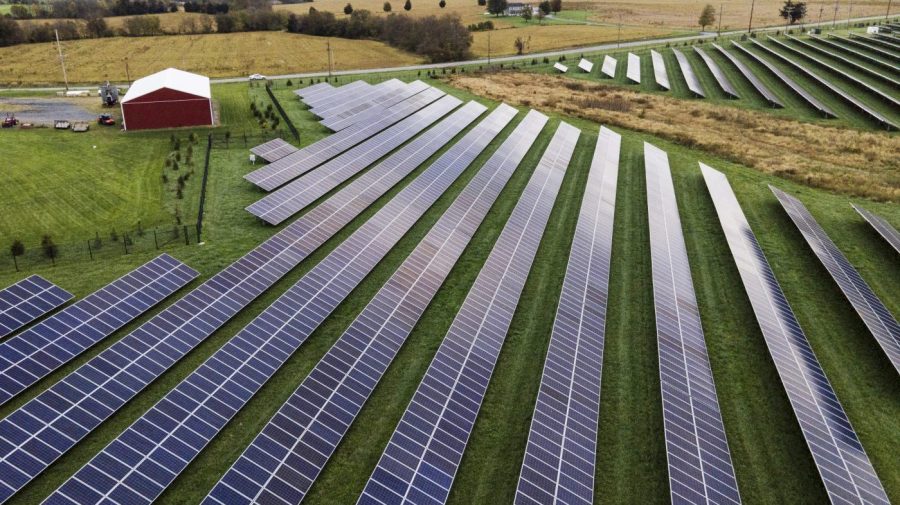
[698,4,716,30]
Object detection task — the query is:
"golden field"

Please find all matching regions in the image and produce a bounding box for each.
[470,24,671,56]
[0,31,422,85]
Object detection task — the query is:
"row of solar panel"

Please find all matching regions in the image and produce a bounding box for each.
[0,276,71,339]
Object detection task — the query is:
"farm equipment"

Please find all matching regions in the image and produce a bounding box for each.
[54,119,71,129]
[2,113,18,128]
[72,121,90,132]
[99,81,119,106]
[98,113,115,126]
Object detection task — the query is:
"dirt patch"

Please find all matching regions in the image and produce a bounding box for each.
[449,72,900,202]
[0,97,108,126]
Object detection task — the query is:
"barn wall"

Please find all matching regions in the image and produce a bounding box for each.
[122,87,213,130]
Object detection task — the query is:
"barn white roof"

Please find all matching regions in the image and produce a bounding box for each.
[121,68,211,103]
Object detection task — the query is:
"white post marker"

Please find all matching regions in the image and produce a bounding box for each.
[249,154,257,165]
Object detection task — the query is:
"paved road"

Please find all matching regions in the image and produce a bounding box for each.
[3,13,896,91]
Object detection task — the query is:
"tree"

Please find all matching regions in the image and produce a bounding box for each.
[698,4,716,30]
[404,0,412,10]
[779,0,807,24]
[85,17,112,38]
[513,35,530,54]
[487,0,507,15]
[549,0,562,12]
[439,0,446,7]
[521,7,532,21]
[9,5,30,18]
[383,1,392,11]
[10,240,24,271]
[538,0,551,15]
[477,0,486,5]
[344,3,353,14]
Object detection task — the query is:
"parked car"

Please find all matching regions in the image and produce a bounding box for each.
[249,74,267,81]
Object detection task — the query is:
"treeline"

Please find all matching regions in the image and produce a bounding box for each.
[4,0,173,20]
[286,9,472,62]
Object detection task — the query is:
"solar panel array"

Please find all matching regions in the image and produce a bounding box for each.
[787,36,900,88]
[829,35,900,64]
[810,36,900,72]
[872,34,900,48]
[247,95,464,226]
[626,53,641,83]
[203,105,526,505]
[44,103,503,505]
[852,204,900,255]
[324,81,432,133]
[732,42,835,117]
[250,138,298,163]
[246,87,445,191]
[694,46,739,98]
[673,48,706,98]
[0,276,71,339]
[294,82,333,101]
[0,113,457,502]
[0,254,198,408]
[514,126,621,505]
[358,120,576,505]
[645,144,740,505]
[700,163,890,505]
[651,50,671,90]
[312,80,403,120]
[712,43,783,107]
[601,56,618,78]
[851,34,900,53]
[771,188,900,374]
[303,81,372,110]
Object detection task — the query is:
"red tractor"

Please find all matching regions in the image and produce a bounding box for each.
[2,113,18,128]
[97,113,115,126]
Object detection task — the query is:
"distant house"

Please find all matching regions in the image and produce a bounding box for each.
[504,2,532,15]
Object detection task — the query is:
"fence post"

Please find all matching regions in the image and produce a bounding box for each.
[196,133,213,243]
[183,225,189,245]
[11,251,18,272]
[153,229,159,249]
[87,240,93,261]
[123,234,129,255]
[265,83,300,141]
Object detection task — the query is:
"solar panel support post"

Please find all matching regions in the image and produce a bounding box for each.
[153,229,159,249]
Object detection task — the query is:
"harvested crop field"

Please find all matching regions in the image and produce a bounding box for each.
[470,24,673,56]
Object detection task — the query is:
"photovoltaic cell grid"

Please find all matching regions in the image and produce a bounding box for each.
[358,120,575,505]
[645,144,740,505]
[0,254,198,407]
[787,36,900,88]
[319,79,407,130]
[811,36,900,73]
[246,87,445,191]
[247,95,463,226]
[311,80,402,120]
[0,277,71,339]
[829,35,900,64]
[0,117,446,504]
[514,126,621,505]
[294,82,333,101]
[44,102,491,505]
[694,47,739,98]
[324,81,432,133]
[250,138,298,163]
[772,188,900,374]
[626,53,641,83]
[203,104,524,505]
[303,81,371,110]
[731,42,834,117]
[601,56,617,78]
[852,204,900,255]
[700,163,890,505]
[651,50,671,90]
[712,43,783,107]
[673,48,706,98]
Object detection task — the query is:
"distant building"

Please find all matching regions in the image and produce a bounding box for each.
[504,2,533,15]
[120,68,214,131]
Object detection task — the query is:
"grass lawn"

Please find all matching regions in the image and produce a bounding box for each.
[0,73,896,505]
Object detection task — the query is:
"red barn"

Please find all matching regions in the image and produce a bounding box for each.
[120,68,214,131]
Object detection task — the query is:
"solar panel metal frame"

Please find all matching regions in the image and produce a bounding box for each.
[0,276,71,339]
[357,119,576,505]
[673,48,706,97]
[250,138,298,163]
[731,42,835,117]
[245,87,446,191]
[694,46,739,98]
[247,94,464,226]
[771,187,900,375]
[700,163,890,505]
[311,80,402,120]
[514,126,621,505]
[0,254,198,407]
[852,204,900,255]
[850,33,900,53]
[651,49,671,90]
[829,35,900,64]
[577,58,594,73]
[645,144,741,505]
[323,80,432,132]
[810,36,900,73]
[45,102,494,505]
[202,105,523,505]
[601,55,618,78]
[787,36,900,88]
[873,33,900,48]
[626,52,641,83]
[712,43,783,107]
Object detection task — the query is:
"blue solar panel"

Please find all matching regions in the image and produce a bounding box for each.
[0,254,197,407]
[322,81,430,132]
[358,120,577,505]
[701,164,890,505]
[203,105,524,505]
[313,79,405,122]
[645,145,740,505]
[302,81,372,110]
[514,126,620,505]
[0,276,71,339]
[852,204,900,255]
[250,138,298,163]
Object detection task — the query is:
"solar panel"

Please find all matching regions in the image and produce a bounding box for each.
[0,254,198,407]
[873,34,900,48]
[0,113,456,503]
[852,204,900,255]
[301,80,372,109]
[247,95,465,226]
[250,138,298,163]
[44,103,505,505]
[771,188,900,374]
[312,80,404,121]
[712,43,783,107]
[810,36,900,73]
[578,58,594,73]
[673,48,706,97]
[246,87,446,191]
[645,144,741,505]
[601,55,617,78]
[787,36,900,88]
[651,49,671,90]
[294,82,333,101]
[751,39,898,129]
[626,53,641,83]
[514,126,621,505]
[700,163,890,505]
[732,42,835,117]
[324,80,432,132]
[202,105,524,505]
[554,62,569,73]
[0,276,71,339]
[694,46,739,98]
[829,35,900,65]
[358,120,576,505]
[850,34,900,53]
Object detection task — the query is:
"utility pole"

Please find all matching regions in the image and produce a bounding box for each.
[717,3,724,34]
[846,0,852,26]
[817,1,824,24]
[487,31,491,65]
[748,0,756,33]
[124,57,131,83]
[832,0,839,27]
[326,40,334,79]
[54,29,69,92]
[617,13,622,48]
[887,0,892,21]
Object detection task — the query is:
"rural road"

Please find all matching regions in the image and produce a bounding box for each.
[2,13,896,91]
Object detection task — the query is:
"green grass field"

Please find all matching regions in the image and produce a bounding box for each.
[0,72,897,505]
